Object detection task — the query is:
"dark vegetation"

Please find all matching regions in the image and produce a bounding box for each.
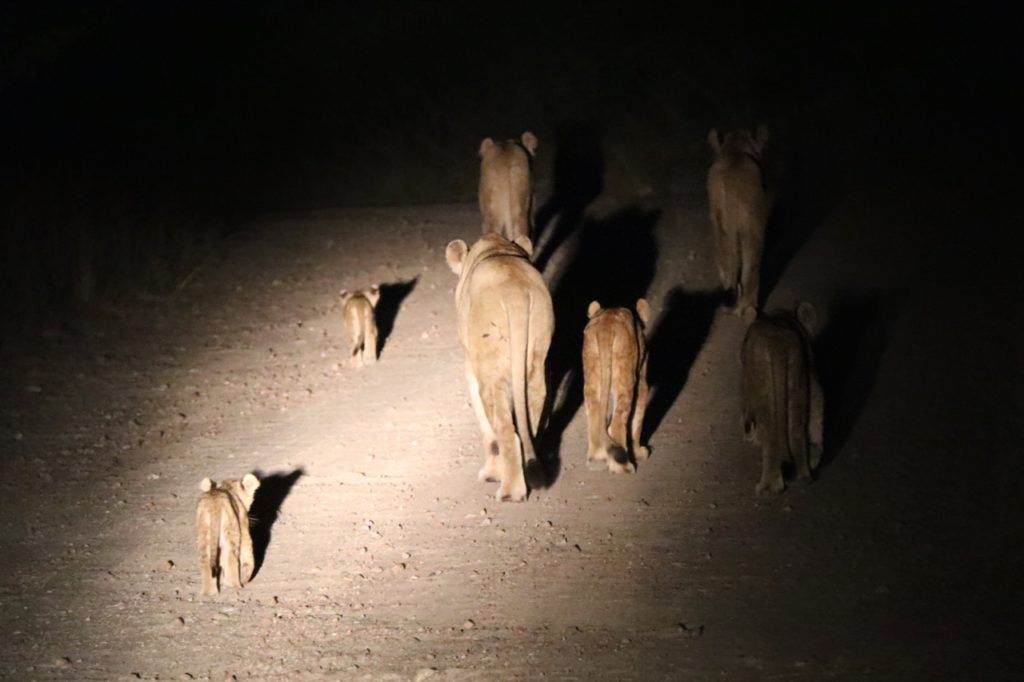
[0,1,1012,332]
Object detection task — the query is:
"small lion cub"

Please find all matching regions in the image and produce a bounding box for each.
[340,285,381,368]
[740,303,824,495]
[582,299,651,473]
[195,474,260,596]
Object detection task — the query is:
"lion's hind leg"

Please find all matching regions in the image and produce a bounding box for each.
[808,372,824,470]
[490,382,526,502]
[467,360,501,482]
[631,359,650,462]
[607,375,635,475]
[197,507,219,596]
[218,520,243,589]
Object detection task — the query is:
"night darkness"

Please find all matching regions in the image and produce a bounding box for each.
[1,1,1021,679]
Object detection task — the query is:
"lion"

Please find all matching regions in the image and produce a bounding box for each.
[340,285,380,368]
[582,299,651,473]
[478,132,538,243]
[445,232,553,501]
[740,302,824,495]
[196,474,260,595]
[707,125,771,317]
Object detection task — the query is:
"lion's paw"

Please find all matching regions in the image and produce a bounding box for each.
[755,475,785,496]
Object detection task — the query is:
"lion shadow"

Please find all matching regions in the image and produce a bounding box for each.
[532,121,605,273]
[641,287,721,444]
[374,277,418,357]
[533,205,660,487]
[759,122,844,308]
[813,293,893,468]
[249,467,304,579]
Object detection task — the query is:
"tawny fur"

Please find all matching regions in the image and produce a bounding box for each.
[340,286,380,368]
[478,132,538,243]
[707,125,770,317]
[195,474,260,596]
[582,300,651,473]
[740,302,824,495]
[446,233,553,501]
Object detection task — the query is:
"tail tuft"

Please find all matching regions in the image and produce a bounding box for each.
[608,444,629,466]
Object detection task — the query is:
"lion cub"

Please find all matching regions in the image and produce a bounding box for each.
[340,285,380,368]
[582,299,651,473]
[707,125,770,317]
[479,132,538,243]
[740,303,824,495]
[195,474,260,596]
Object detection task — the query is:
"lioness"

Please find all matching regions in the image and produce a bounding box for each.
[707,125,770,317]
[445,233,553,501]
[740,303,824,495]
[582,299,651,473]
[196,474,260,595]
[340,285,380,368]
[478,132,538,243]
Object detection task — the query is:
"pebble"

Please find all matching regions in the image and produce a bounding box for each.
[462,619,476,630]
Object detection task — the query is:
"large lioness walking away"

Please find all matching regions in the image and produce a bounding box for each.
[707,125,770,317]
[740,303,824,495]
[582,299,651,473]
[196,474,260,595]
[478,132,538,243]
[445,233,553,501]
[340,285,380,368]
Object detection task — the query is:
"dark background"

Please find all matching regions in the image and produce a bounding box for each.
[2,0,1016,329]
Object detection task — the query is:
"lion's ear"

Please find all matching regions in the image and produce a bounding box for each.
[479,138,495,157]
[796,301,817,335]
[340,289,351,304]
[366,285,381,307]
[520,131,538,156]
[635,298,650,324]
[200,478,214,492]
[242,473,260,494]
[445,240,468,275]
[587,301,602,318]
[707,128,722,152]
[512,234,533,257]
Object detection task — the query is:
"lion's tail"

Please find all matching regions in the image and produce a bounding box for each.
[508,296,536,468]
[769,344,790,463]
[596,328,629,466]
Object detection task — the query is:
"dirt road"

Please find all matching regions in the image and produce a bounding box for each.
[1,152,1019,680]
